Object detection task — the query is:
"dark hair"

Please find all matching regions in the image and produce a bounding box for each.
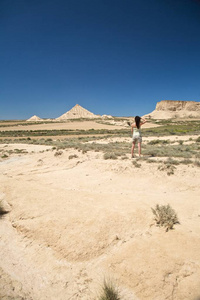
[135,116,141,129]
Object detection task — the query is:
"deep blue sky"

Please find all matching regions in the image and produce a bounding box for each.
[1,0,200,119]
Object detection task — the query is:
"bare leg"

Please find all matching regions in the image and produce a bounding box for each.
[131,142,135,158]
[138,142,141,156]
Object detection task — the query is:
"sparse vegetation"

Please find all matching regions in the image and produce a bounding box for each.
[146,158,158,163]
[1,135,200,162]
[0,119,200,164]
[132,160,141,168]
[121,155,128,160]
[195,152,200,159]
[143,120,200,136]
[0,201,8,217]
[151,204,179,232]
[68,154,78,159]
[14,148,27,153]
[54,150,63,156]
[148,139,170,145]
[103,153,118,160]
[180,158,193,165]
[194,160,200,167]
[164,158,179,165]
[158,163,176,176]
[98,280,121,300]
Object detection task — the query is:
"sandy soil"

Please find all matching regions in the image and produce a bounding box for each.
[0,120,159,132]
[0,137,200,300]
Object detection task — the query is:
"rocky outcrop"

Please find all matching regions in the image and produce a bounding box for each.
[101,114,114,119]
[56,104,99,120]
[156,100,200,112]
[145,100,200,119]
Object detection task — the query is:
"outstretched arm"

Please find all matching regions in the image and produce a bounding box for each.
[140,118,147,125]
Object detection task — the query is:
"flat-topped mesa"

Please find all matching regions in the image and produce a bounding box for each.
[145,100,200,119]
[156,100,200,112]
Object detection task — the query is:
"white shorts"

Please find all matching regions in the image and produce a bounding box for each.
[132,135,142,143]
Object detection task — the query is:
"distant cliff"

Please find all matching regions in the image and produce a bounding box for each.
[145,100,200,119]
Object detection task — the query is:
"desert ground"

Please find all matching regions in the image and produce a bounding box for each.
[0,119,200,300]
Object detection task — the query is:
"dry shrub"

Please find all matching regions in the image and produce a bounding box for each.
[196,136,200,143]
[68,154,78,160]
[121,156,128,160]
[54,150,63,157]
[165,158,179,165]
[98,280,120,300]
[132,160,141,168]
[158,163,176,176]
[194,160,200,167]
[0,201,8,217]
[180,159,192,165]
[103,153,118,160]
[195,152,200,159]
[151,204,179,232]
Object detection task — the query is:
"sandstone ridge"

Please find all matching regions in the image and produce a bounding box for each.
[146,100,200,119]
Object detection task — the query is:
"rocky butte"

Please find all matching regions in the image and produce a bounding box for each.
[146,100,200,119]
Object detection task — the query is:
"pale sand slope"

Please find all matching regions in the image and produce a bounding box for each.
[0,143,200,300]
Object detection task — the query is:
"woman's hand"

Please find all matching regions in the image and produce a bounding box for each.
[141,118,147,125]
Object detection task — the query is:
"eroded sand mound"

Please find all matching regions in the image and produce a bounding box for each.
[56,104,99,120]
[146,100,200,119]
[27,115,43,122]
[0,141,200,300]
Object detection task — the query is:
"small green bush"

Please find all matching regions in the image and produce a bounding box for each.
[98,280,120,300]
[151,204,179,232]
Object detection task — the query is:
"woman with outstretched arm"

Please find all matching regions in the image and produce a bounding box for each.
[131,116,146,158]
